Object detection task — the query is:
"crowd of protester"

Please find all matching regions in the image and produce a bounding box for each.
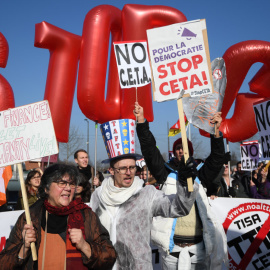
[1,100,270,269]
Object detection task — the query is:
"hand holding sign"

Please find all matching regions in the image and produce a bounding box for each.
[0,100,58,261]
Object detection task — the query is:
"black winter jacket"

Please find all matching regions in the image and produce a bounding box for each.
[136,121,225,190]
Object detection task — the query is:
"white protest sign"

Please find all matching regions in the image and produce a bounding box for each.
[113,41,152,89]
[147,19,213,102]
[240,141,260,171]
[211,197,270,270]
[253,99,270,159]
[0,100,59,167]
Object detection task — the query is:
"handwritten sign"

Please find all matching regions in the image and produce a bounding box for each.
[113,41,151,89]
[0,100,59,167]
[147,19,213,102]
[240,141,259,171]
[253,99,270,159]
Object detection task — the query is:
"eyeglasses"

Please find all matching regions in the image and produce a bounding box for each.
[55,180,76,189]
[113,166,137,175]
[32,176,41,179]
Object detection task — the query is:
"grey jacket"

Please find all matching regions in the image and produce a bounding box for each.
[90,176,197,270]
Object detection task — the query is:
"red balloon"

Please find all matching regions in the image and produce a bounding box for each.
[77,5,122,123]
[0,74,15,110]
[0,33,15,111]
[121,4,187,121]
[78,4,187,124]
[0,33,8,68]
[200,40,270,142]
[34,21,81,142]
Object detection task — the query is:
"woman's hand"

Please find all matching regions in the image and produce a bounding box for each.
[68,229,92,258]
[92,177,100,186]
[18,223,36,259]
[133,102,145,123]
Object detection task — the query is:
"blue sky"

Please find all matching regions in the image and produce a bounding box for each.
[0,0,269,163]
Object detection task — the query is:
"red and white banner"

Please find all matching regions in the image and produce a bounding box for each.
[211,197,270,270]
[1,198,270,270]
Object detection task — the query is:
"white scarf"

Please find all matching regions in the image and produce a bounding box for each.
[100,176,143,206]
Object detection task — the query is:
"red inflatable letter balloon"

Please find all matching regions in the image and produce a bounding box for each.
[0,32,15,111]
[77,5,122,123]
[200,40,270,142]
[120,4,187,121]
[35,22,81,142]
[78,4,187,123]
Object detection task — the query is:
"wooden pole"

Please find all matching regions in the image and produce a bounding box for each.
[94,122,98,190]
[177,99,193,192]
[17,163,37,261]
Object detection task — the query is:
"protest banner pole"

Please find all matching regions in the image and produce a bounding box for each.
[177,98,193,192]
[17,163,37,261]
[188,123,191,141]
[264,160,270,172]
[94,122,98,189]
[226,139,231,187]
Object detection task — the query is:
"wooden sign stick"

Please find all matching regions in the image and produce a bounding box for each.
[177,98,193,192]
[17,163,38,261]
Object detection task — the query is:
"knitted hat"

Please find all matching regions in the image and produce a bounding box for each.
[172,138,194,157]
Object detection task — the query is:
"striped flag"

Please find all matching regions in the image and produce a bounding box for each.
[168,116,188,137]
[0,166,13,206]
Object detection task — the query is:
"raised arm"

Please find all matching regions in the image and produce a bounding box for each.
[134,102,169,184]
[198,112,226,191]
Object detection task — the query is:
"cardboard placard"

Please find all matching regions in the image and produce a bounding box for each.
[0,100,59,167]
[147,19,213,102]
[253,99,270,160]
[240,141,259,171]
[113,41,152,89]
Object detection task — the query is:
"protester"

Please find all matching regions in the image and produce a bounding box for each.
[16,169,42,210]
[75,173,91,202]
[210,162,249,198]
[90,119,198,270]
[250,164,270,199]
[251,161,265,187]
[234,161,251,197]
[140,165,159,188]
[0,163,116,269]
[230,165,237,177]
[74,149,104,189]
[134,102,228,270]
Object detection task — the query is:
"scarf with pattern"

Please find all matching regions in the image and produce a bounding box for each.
[44,197,90,269]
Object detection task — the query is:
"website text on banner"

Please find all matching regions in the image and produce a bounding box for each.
[211,198,270,270]
[0,100,59,167]
[147,19,213,102]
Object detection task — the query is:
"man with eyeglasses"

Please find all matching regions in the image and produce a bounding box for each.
[90,135,198,269]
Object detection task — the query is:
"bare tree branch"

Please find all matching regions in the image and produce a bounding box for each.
[59,125,84,162]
